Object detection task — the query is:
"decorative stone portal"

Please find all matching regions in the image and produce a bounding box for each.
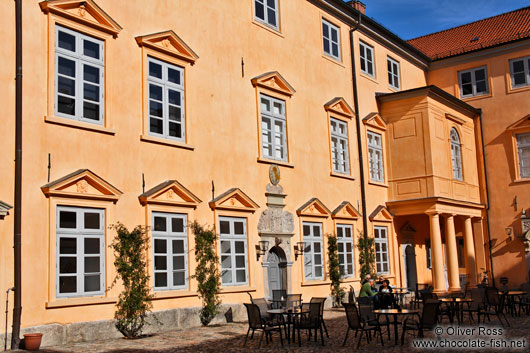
[258,183,294,299]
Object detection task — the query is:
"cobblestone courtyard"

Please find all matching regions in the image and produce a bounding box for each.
[26,308,530,353]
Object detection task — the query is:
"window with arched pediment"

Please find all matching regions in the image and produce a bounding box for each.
[450,128,463,181]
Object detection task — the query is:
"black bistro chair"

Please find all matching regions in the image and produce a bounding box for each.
[358,300,391,340]
[272,289,287,309]
[309,297,329,338]
[286,294,302,308]
[401,299,440,345]
[342,302,384,348]
[251,297,272,322]
[410,283,429,309]
[243,303,283,348]
[462,287,486,323]
[294,301,325,346]
[478,287,510,327]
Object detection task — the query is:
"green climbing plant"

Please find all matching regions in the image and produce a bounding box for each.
[110,223,154,338]
[357,232,376,280]
[327,233,345,307]
[191,221,222,326]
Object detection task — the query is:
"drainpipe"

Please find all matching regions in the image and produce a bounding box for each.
[478,110,495,287]
[349,15,369,255]
[12,0,23,349]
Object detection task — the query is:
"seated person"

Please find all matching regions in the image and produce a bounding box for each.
[361,274,371,285]
[359,279,380,307]
[378,279,395,309]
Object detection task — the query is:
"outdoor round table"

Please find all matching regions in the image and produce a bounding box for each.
[267,308,309,344]
[373,308,419,345]
[499,291,528,316]
[440,297,472,324]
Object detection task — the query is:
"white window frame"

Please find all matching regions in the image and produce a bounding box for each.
[147,56,185,141]
[367,131,384,182]
[322,18,340,60]
[517,132,530,178]
[219,217,248,286]
[387,57,400,90]
[254,0,279,30]
[260,94,288,162]
[374,226,389,274]
[56,206,105,298]
[425,239,432,269]
[330,117,350,174]
[303,222,324,280]
[450,128,463,181]
[509,56,530,89]
[458,66,489,98]
[152,212,188,291]
[336,224,354,278]
[55,25,104,124]
[359,41,374,77]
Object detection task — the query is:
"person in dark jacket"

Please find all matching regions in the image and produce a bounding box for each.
[378,279,395,309]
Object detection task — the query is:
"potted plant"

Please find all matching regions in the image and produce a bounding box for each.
[23,333,43,351]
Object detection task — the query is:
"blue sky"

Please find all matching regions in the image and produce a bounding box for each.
[356,0,530,40]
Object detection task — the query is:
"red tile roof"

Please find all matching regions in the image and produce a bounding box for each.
[407,6,530,60]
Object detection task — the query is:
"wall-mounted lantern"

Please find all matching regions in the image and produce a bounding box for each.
[294,241,307,261]
[505,227,513,241]
[255,240,269,261]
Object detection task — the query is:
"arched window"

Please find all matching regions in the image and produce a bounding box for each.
[450,128,463,180]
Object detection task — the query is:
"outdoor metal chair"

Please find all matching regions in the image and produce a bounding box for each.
[462,287,486,323]
[272,289,287,309]
[286,294,302,309]
[410,283,429,309]
[342,303,384,348]
[310,297,329,338]
[243,303,283,348]
[478,287,510,327]
[251,298,272,322]
[515,283,530,315]
[401,299,440,345]
[358,300,391,340]
[293,301,324,346]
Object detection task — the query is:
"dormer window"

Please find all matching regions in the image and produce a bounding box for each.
[458,66,488,98]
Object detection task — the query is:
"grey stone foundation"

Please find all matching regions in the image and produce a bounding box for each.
[0,303,246,348]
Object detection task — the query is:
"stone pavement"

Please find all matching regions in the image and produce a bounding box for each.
[21,308,530,353]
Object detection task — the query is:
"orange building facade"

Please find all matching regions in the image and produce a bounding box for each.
[409,6,530,287]
[0,0,526,346]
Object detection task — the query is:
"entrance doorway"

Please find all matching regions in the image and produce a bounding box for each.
[267,246,287,298]
[404,244,417,291]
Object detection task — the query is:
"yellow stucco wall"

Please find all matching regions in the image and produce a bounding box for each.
[0,0,497,333]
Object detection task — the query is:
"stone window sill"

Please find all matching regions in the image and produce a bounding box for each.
[368,180,389,188]
[220,286,257,294]
[301,280,331,287]
[152,290,197,300]
[45,115,116,135]
[257,157,294,168]
[330,172,355,180]
[46,296,117,309]
[140,134,195,150]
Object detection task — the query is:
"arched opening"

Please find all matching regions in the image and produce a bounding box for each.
[405,245,418,291]
[266,246,287,298]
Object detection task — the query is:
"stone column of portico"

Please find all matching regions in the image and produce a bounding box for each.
[428,212,445,293]
[464,217,477,286]
[445,214,461,292]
